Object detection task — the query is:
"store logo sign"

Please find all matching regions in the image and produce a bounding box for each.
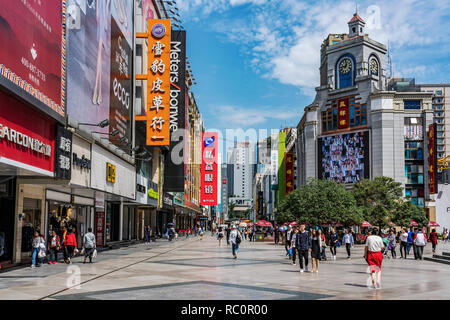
[106,163,116,183]
[73,153,91,170]
[204,136,215,147]
[0,123,51,156]
[152,23,166,38]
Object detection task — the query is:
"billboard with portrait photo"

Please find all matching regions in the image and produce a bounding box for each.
[318,131,370,184]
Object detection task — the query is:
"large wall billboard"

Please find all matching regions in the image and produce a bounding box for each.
[318,131,370,184]
[0,0,64,118]
[67,0,133,150]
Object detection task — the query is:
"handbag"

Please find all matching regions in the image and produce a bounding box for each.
[236,234,241,244]
[92,249,97,258]
[336,241,341,247]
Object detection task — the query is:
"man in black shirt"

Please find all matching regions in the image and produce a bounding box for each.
[295,224,312,272]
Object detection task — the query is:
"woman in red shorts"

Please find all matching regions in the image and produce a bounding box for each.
[364,228,385,289]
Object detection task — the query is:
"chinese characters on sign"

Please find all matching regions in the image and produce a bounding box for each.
[107,162,116,184]
[54,125,72,179]
[338,98,349,129]
[285,152,294,195]
[429,124,437,194]
[201,133,218,205]
[146,20,171,146]
[95,211,105,247]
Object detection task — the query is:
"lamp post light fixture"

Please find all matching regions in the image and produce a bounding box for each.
[78,119,110,128]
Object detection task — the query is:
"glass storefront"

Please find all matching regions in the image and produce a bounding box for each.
[21,198,42,254]
[47,201,93,249]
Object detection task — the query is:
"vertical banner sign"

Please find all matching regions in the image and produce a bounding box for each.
[271,150,279,187]
[285,152,294,195]
[338,98,349,129]
[147,20,171,146]
[110,18,132,151]
[429,123,438,194]
[278,131,286,203]
[201,132,218,205]
[164,30,186,191]
[95,211,105,247]
[54,125,72,179]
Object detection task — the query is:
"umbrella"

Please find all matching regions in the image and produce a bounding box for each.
[410,220,419,226]
[361,221,372,227]
[427,221,440,227]
[255,220,273,228]
[289,221,299,226]
[389,222,396,227]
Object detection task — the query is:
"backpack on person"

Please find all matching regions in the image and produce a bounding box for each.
[236,232,242,244]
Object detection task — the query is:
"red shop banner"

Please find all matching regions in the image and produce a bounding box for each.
[338,98,349,129]
[285,152,294,195]
[0,90,55,175]
[0,0,64,116]
[201,132,218,206]
[95,211,105,247]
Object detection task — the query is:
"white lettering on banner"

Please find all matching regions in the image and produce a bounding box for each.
[205,151,213,159]
[170,41,182,83]
[205,174,213,182]
[113,78,130,110]
[151,59,165,74]
[151,96,164,113]
[0,123,51,156]
[152,41,165,56]
[150,117,165,131]
[59,137,71,152]
[205,163,213,171]
[205,185,213,194]
[151,78,165,93]
[59,155,70,170]
[169,89,180,132]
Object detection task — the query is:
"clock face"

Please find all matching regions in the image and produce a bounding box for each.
[339,58,352,74]
[370,59,378,75]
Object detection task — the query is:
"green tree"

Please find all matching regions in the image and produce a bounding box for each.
[393,200,428,228]
[228,201,236,219]
[278,179,363,226]
[352,176,403,229]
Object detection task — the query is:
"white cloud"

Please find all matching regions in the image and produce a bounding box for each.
[182,0,450,96]
[212,105,295,128]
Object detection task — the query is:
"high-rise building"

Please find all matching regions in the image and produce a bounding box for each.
[228,142,255,199]
[296,13,435,218]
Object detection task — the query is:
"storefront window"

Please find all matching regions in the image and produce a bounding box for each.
[21,198,42,253]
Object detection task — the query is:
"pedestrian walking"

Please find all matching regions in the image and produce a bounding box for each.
[443,228,449,243]
[295,224,311,273]
[218,227,224,247]
[290,227,299,265]
[144,225,151,244]
[285,226,293,258]
[310,229,321,273]
[64,228,77,264]
[329,227,339,260]
[399,228,408,259]
[412,228,419,259]
[430,229,438,253]
[186,228,191,239]
[229,225,242,259]
[199,227,204,240]
[47,230,61,265]
[407,227,414,256]
[319,229,327,261]
[82,227,96,264]
[388,230,397,259]
[364,228,384,289]
[274,225,279,244]
[414,229,427,260]
[31,231,45,268]
[226,226,231,245]
[343,228,354,260]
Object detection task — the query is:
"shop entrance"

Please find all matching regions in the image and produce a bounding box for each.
[47,201,93,249]
[106,202,120,242]
[0,177,16,263]
[22,198,42,255]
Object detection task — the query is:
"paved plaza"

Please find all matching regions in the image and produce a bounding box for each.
[0,236,448,300]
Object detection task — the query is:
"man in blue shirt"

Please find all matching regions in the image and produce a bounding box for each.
[407,227,414,257]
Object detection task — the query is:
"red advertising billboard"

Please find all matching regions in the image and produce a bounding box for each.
[0,90,55,176]
[428,124,437,194]
[201,132,218,206]
[285,152,295,195]
[338,98,349,129]
[0,0,64,117]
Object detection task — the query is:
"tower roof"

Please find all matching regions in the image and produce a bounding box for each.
[348,13,365,24]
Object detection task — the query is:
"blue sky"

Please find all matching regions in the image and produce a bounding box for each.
[176,0,450,149]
